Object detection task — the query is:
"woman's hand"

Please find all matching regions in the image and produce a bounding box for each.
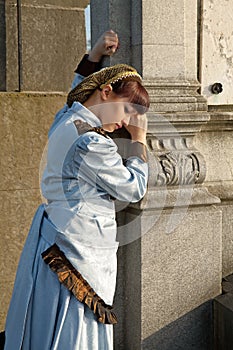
[124,114,148,145]
[88,30,119,62]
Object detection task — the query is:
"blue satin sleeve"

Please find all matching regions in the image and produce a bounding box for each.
[74,132,148,202]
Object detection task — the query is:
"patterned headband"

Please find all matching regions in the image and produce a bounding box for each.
[67,64,142,108]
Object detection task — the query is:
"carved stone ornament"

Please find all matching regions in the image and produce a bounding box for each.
[155,151,202,186]
[146,111,209,188]
[147,137,206,187]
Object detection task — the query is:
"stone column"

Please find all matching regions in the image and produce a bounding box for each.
[91,1,222,349]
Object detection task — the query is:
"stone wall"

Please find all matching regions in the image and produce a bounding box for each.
[194,108,233,277]
[0,93,65,328]
[201,0,233,105]
[0,0,88,92]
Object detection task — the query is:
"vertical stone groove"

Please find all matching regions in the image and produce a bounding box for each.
[17,0,22,91]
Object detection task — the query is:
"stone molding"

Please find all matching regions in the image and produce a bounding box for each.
[148,149,204,187]
[205,181,233,202]
[20,0,89,10]
[201,111,233,132]
[143,79,207,112]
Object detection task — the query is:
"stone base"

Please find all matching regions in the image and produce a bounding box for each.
[143,300,213,350]
[114,196,222,350]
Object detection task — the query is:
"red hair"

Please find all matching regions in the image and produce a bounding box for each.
[111,80,150,114]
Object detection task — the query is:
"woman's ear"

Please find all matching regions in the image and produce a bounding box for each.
[100,84,113,101]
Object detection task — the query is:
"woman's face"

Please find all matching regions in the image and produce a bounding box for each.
[97,94,138,132]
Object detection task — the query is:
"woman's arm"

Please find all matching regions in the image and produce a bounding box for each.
[71,30,119,89]
[75,132,148,203]
[51,31,119,130]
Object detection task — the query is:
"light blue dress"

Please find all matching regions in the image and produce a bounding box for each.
[4,74,148,350]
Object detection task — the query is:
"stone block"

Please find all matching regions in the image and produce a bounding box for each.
[20,2,87,91]
[142,300,213,350]
[0,92,66,329]
[0,0,88,92]
[0,189,41,329]
[141,206,221,339]
[0,0,19,91]
[131,0,198,80]
[142,44,185,79]
[0,281,15,331]
[114,203,222,349]
[141,0,184,46]
[0,92,66,191]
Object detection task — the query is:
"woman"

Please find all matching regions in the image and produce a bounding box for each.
[4,31,149,350]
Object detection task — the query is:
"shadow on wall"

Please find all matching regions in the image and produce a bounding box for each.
[143,300,213,350]
[0,2,6,91]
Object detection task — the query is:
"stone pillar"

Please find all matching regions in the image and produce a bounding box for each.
[0,0,89,92]
[91,1,222,349]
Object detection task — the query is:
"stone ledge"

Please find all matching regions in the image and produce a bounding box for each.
[128,186,220,211]
[201,111,233,132]
[147,111,210,136]
[0,91,66,98]
[205,181,233,201]
[22,0,89,8]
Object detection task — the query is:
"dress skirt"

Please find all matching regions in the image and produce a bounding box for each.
[4,205,114,350]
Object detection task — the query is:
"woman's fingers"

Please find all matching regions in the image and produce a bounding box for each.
[88,30,119,62]
[129,114,148,130]
[124,114,148,145]
[102,30,119,55]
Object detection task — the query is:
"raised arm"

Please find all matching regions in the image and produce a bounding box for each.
[71,30,119,89]
[52,31,119,131]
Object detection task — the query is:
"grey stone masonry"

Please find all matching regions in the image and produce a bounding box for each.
[91,1,223,349]
[0,0,89,92]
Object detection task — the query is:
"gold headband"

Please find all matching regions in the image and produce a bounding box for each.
[67,64,142,107]
[99,71,142,89]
